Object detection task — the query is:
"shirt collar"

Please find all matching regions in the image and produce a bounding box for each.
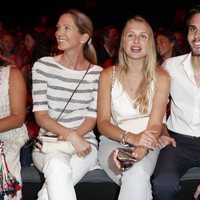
[181,52,197,85]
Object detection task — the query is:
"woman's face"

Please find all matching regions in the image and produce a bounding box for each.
[24,34,36,51]
[156,34,174,58]
[123,20,149,60]
[55,13,84,52]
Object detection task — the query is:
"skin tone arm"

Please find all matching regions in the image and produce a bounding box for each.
[0,67,26,133]
[157,123,176,149]
[97,67,129,141]
[145,68,170,140]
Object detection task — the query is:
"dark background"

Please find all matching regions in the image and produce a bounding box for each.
[1,0,199,31]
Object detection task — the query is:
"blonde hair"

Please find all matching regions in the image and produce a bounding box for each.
[117,15,157,114]
[61,9,97,64]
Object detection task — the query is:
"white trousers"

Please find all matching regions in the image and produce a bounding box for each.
[98,136,160,200]
[32,145,97,200]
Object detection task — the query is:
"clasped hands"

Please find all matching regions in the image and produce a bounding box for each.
[59,131,92,157]
[113,129,158,171]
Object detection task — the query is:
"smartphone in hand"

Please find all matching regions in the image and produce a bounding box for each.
[117,148,136,171]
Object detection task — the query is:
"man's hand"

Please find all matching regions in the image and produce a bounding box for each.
[157,135,176,149]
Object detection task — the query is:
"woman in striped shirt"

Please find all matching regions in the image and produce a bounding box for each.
[32,9,102,200]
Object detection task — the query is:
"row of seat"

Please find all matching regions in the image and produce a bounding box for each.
[21,165,200,200]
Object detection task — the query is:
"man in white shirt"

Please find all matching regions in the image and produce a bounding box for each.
[152,4,200,200]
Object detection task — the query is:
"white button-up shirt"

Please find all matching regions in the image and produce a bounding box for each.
[163,53,200,137]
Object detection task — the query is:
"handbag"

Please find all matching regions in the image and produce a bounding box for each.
[35,135,75,154]
[0,141,21,199]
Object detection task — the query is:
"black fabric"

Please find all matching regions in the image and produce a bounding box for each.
[20,138,36,167]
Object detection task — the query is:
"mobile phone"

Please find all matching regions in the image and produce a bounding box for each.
[40,134,58,142]
[117,148,136,161]
[117,148,136,171]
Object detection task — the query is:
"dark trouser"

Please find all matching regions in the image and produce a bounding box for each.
[152,130,200,200]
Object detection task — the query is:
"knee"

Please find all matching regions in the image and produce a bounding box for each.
[122,166,150,185]
[152,175,180,199]
[43,157,71,176]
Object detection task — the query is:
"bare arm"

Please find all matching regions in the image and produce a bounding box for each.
[97,67,126,141]
[0,67,26,133]
[157,123,176,149]
[76,117,96,137]
[146,68,171,139]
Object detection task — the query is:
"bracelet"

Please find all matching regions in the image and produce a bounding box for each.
[120,131,129,147]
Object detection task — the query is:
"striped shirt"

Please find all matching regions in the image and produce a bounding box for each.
[32,56,102,143]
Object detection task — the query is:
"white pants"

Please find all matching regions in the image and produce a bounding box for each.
[32,145,97,200]
[98,136,160,200]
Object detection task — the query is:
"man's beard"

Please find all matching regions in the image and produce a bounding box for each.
[191,38,200,56]
[192,51,200,56]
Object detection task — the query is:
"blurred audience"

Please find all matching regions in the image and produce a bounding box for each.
[95,25,120,68]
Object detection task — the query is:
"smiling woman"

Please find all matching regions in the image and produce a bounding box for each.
[31,9,102,200]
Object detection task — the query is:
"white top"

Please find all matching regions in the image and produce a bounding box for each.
[110,78,155,134]
[32,56,102,144]
[0,65,28,139]
[163,53,200,137]
[0,65,28,192]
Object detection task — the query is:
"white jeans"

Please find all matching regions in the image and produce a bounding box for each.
[98,136,160,200]
[32,145,97,200]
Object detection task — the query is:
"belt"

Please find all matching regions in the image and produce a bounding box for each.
[169,130,200,139]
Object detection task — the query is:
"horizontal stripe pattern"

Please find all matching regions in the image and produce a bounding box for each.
[32,56,102,142]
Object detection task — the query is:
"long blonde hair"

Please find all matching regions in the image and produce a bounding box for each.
[116,15,157,114]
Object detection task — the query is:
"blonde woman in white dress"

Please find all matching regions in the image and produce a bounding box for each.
[97,15,170,200]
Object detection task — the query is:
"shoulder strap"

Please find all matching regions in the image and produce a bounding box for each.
[111,65,118,126]
[56,64,90,120]
[112,65,116,89]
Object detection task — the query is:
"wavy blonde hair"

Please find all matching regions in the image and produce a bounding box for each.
[116,15,157,114]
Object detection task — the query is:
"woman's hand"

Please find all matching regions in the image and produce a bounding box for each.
[113,149,121,170]
[113,146,148,171]
[62,131,91,157]
[136,129,158,150]
[131,146,149,161]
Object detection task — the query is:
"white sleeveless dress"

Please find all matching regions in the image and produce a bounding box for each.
[0,66,28,200]
[98,69,160,200]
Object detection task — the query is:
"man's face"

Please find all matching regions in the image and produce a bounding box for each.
[188,13,200,56]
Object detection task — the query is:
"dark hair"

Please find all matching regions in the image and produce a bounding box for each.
[102,25,117,38]
[187,4,200,26]
[156,27,181,57]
